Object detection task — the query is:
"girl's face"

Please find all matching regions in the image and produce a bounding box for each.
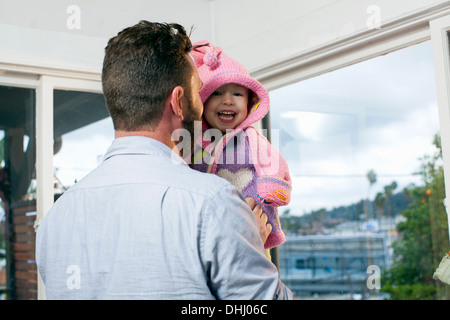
[203,83,250,132]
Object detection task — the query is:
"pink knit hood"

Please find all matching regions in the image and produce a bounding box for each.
[191,40,270,131]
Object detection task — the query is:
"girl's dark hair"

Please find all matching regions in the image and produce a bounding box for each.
[102,21,193,130]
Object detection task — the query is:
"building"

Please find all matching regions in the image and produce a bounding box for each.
[279,234,388,299]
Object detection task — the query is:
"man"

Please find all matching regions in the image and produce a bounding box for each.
[36,21,292,299]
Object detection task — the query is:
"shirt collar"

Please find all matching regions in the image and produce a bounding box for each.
[103,136,188,166]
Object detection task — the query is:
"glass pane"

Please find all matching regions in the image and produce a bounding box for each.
[0,85,36,300]
[448,31,450,59]
[53,90,113,192]
[271,41,448,299]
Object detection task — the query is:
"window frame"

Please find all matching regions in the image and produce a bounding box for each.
[35,76,103,300]
[35,75,103,232]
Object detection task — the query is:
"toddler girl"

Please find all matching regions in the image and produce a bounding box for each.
[190,40,292,250]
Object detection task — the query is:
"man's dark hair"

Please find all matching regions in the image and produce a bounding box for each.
[102,21,193,130]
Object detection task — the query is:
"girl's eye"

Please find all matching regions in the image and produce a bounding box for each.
[233,92,244,97]
[211,91,222,96]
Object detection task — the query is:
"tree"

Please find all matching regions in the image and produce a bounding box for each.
[381,134,449,299]
[374,192,386,220]
[365,170,377,220]
[384,181,398,219]
[367,169,377,186]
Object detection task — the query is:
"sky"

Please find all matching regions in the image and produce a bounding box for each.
[269,40,440,215]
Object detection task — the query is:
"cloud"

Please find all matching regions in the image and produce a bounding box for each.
[270,41,439,215]
[54,118,114,186]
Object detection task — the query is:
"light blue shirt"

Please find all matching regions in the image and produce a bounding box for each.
[36,136,292,300]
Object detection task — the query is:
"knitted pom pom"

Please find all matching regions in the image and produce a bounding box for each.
[203,51,219,68]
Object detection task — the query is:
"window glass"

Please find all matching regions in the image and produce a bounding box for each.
[271,41,448,299]
[0,129,6,299]
[0,85,36,300]
[448,31,450,58]
[53,90,113,192]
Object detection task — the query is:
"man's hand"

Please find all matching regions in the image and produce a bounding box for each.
[246,197,272,244]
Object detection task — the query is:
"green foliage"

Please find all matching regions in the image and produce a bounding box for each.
[381,283,437,300]
[381,185,437,299]
[381,133,449,300]
[280,133,449,299]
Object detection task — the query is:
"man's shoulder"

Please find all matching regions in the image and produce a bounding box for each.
[64,154,236,201]
[177,166,234,197]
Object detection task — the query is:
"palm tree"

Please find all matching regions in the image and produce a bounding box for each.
[365,170,377,220]
[384,181,398,219]
[367,170,377,186]
[374,192,386,220]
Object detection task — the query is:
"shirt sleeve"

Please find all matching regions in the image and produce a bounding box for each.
[200,183,293,300]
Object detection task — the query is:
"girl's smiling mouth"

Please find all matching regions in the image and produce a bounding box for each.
[217,110,236,123]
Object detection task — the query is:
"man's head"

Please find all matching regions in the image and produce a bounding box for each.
[102,21,199,132]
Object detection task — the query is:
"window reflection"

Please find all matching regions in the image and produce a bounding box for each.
[271,41,447,299]
[448,31,450,59]
[53,90,113,192]
[0,85,36,300]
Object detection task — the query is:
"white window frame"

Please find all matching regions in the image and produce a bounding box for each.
[35,75,103,300]
[430,15,450,243]
[35,75,103,232]
[0,70,102,231]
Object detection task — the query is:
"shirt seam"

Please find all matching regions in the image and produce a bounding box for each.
[64,178,229,201]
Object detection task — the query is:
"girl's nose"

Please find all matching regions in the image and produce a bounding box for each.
[222,93,234,105]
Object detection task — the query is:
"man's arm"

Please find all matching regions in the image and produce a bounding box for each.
[200,184,293,300]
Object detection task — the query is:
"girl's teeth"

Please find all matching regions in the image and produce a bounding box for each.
[218,112,235,120]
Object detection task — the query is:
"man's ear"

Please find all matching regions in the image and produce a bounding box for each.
[169,86,185,121]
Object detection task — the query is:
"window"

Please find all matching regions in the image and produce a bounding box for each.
[0,85,37,300]
[53,90,112,191]
[448,31,450,54]
[272,40,448,299]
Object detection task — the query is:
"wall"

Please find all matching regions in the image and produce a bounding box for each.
[212,0,450,74]
[0,0,212,75]
[2,0,449,77]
